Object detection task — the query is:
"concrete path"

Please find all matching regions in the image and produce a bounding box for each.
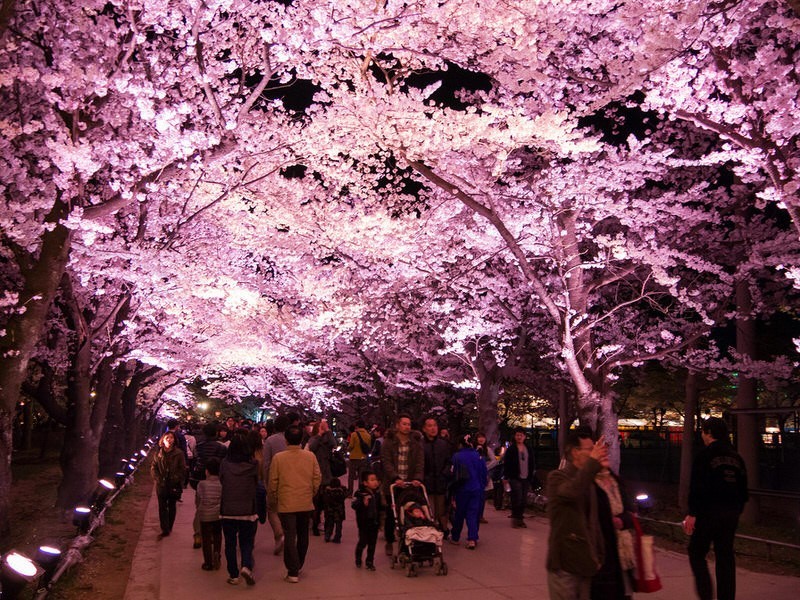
[124,486,798,599]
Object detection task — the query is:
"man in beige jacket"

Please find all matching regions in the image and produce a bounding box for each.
[268,424,321,583]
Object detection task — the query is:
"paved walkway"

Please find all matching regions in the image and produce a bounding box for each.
[124,485,799,599]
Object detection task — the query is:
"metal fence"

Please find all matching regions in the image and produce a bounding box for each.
[529,427,800,493]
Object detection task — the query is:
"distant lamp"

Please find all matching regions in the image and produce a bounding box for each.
[140,449,148,457]
[34,545,62,587]
[115,472,127,488]
[72,506,92,534]
[1,551,43,600]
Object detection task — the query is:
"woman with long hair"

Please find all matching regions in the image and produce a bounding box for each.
[151,431,187,538]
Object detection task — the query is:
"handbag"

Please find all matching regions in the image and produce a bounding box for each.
[632,514,662,592]
[167,481,183,501]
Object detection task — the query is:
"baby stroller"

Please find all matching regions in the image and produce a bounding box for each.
[389,482,448,577]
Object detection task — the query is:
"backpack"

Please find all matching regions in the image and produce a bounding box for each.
[189,457,206,490]
[330,449,347,478]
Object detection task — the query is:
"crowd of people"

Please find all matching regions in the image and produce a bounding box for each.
[150,413,747,600]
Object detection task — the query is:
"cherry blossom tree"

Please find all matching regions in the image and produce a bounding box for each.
[2,0,799,534]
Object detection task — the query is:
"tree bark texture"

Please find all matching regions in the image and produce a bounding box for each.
[0,199,72,534]
[679,369,699,512]
[735,279,759,523]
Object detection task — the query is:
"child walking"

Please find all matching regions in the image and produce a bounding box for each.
[322,477,347,542]
[195,457,222,570]
[352,469,383,570]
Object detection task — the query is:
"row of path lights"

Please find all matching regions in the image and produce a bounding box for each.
[0,438,157,600]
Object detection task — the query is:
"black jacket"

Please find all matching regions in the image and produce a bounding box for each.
[422,435,452,495]
[688,440,748,516]
[503,443,535,481]
[220,457,259,517]
[352,486,384,527]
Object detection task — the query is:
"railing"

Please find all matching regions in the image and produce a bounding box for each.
[638,516,800,561]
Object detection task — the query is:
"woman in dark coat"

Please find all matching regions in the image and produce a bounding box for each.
[151,431,187,537]
[307,419,336,535]
[220,430,259,585]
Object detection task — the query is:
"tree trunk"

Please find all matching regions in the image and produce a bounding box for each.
[0,199,72,535]
[679,369,699,512]
[735,279,759,523]
[597,392,620,471]
[0,409,13,536]
[99,364,128,478]
[557,384,569,458]
[20,400,33,451]
[476,370,501,449]
[56,321,96,509]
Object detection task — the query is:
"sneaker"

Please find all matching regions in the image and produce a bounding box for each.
[213,555,221,570]
[448,538,460,545]
[274,535,285,555]
[333,537,341,544]
[201,563,213,571]
[465,540,477,550]
[366,563,376,571]
[227,577,240,585]
[240,566,255,586]
[355,559,362,568]
[193,533,202,549]
[284,574,299,583]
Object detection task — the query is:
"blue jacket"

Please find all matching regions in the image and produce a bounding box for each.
[450,448,488,494]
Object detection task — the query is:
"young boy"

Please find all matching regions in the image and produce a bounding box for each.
[322,477,347,543]
[351,469,383,570]
[195,457,222,570]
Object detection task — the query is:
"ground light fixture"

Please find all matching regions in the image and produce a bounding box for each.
[635,493,653,513]
[33,545,62,588]
[72,506,91,534]
[90,479,115,513]
[1,550,44,600]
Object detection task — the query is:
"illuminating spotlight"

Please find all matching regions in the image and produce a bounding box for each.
[140,449,148,457]
[1,551,44,600]
[89,479,115,513]
[635,492,654,513]
[34,545,62,588]
[72,506,91,534]
[115,471,127,488]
